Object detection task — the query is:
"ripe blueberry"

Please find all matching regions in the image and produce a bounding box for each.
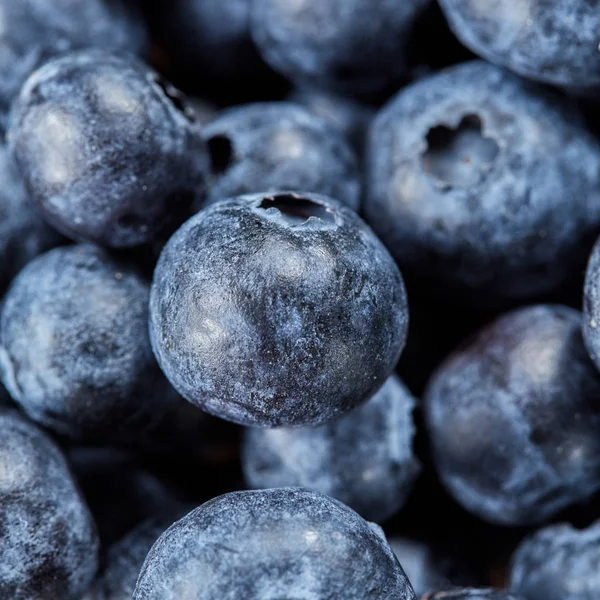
[424,305,600,525]
[9,51,207,248]
[150,192,408,427]
[133,488,416,599]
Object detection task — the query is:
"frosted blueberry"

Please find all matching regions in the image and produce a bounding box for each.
[243,375,420,521]
[9,51,207,248]
[424,305,600,525]
[0,409,98,599]
[150,192,408,427]
[133,488,416,599]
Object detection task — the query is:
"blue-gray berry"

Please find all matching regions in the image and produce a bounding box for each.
[150,192,408,427]
[203,102,361,211]
[438,0,600,88]
[0,244,177,441]
[9,51,207,248]
[243,375,420,521]
[366,61,600,307]
[0,409,98,598]
[0,144,63,295]
[251,0,431,95]
[510,520,600,600]
[424,305,600,525]
[133,488,416,600]
[583,237,600,371]
[0,0,148,129]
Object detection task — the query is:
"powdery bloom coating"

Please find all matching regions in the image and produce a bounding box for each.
[510,520,600,600]
[9,51,207,248]
[424,305,600,525]
[0,409,98,598]
[0,0,148,127]
[251,0,431,95]
[583,237,600,372]
[133,488,416,600]
[0,244,177,441]
[366,61,600,307]
[0,143,62,295]
[438,0,600,88]
[243,375,420,522]
[203,102,361,211]
[150,192,408,427]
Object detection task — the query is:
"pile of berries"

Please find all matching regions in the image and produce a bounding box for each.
[1,1,600,599]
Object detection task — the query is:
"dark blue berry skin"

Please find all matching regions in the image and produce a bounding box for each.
[438,0,600,89]
[203,103,361,211]
[424,591,523,600]
[365,61,600,308]
[96,517,180,600]
[133,488,416,600]
[583,238,600,371]
[0,0,147,129]
[0,144,63,295]
[0,244,177,441]
[251,0,431,95]
[0,409,98,599]
[288,88,374,155]
[9,51,207,248]
[424,305,600,526]
[150,192,408,427]
[98,522,165,600]
[510,522,600,600]
[242,375,420,522]
[510,521,600,600]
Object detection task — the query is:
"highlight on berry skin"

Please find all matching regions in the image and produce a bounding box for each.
[1,1,599,598]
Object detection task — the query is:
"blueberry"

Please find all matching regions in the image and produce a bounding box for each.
[437,0,600,89]
[0,144,63,295]
[424,305,600,526]
[133,488,416,599]
[251,0,431,95]
[203,102,361,211]
[510,520,600,600]
[9,51,207,248]
[0,0,147,129]
[365,61,600,307]
[583,238,600,370]
[0,244,177,441]
[149,0,278,101]
[288,88,374,154]
[390,538,480,597]
[150,192,408,427]
[68,447,183,548]
[242,375,420,522]
[0,409,98,598]
[423,591,523,600]
[97,517,178,600]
